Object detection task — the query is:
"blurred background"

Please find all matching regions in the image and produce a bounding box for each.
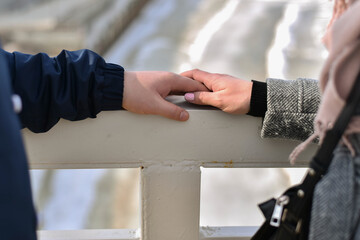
[1,0,331,230]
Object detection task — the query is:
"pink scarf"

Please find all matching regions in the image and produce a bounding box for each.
[290,0,360,163]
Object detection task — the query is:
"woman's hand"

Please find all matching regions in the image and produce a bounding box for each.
[181,69,253,114]
[122,71,208,121]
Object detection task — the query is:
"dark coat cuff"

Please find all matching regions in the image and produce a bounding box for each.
[101,63,124,111]
[247,80,267,117]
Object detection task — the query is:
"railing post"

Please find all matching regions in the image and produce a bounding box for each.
[141,164,201,240]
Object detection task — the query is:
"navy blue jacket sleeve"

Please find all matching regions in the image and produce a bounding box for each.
[2,49,124,133]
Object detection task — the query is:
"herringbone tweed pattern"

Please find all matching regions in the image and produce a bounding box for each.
[309,134,360,240]
[261,78,321,141]
[261,78,360,238]
[309,146,354,239]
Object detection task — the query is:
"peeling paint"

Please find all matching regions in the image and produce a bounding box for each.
[224,160,233,168]
[199,226,221,237]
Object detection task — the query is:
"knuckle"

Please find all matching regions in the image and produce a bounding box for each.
[212,73,224,81]
[214,73,222,77]
[163,71,174,79]
[218,99,225,109]
[193,68,203,76]
[217,73,228,78]
[214,93,225,108]
[197,93,206,102]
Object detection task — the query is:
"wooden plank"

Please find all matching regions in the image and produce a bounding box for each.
[141,165,201,240]
[200,226,258,240]
[37,229,140,240]
[23,99,317,170]
[37,227,258,240]
[37,227,259,240]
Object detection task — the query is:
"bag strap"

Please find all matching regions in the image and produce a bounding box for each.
[290,72,360,219]
[287,72,360,236]
[252,73,360,240]
[310,72,360,176]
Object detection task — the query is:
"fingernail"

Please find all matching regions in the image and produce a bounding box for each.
[180,111,189,121]
[185,93,195,101]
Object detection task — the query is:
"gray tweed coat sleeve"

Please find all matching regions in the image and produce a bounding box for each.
[261,78,321,141]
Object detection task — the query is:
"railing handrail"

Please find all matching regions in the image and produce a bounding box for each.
[24,100,317,240]
[24,101,317,169]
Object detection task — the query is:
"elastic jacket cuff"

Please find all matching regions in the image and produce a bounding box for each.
[247,80,267,117]
[101,63,124,111]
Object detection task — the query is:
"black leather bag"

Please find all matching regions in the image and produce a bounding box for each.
[252,73,360,240]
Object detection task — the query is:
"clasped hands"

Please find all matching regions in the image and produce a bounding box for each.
[122,69,252,121]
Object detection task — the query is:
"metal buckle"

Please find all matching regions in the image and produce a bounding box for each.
[270,195,289,227]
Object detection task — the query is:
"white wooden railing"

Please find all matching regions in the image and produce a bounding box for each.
[23,98,317,240]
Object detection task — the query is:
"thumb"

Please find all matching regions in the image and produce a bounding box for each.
[155,99,189,121]
[184,91,218,106]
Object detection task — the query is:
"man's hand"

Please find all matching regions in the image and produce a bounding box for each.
[122,71,208,121]
[181,69,253,114]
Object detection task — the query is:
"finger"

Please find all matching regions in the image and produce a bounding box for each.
[184,91,221,108]
[168,74,209,93]
[154,98,190,121]
[180,69,220,90]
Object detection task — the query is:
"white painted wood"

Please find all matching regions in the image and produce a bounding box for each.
[37,226,257,240]
[199,226,258,240]
[23,100,317,169]
[25,101,314,240]
[37,229,140,240]
[141,165,201,240]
